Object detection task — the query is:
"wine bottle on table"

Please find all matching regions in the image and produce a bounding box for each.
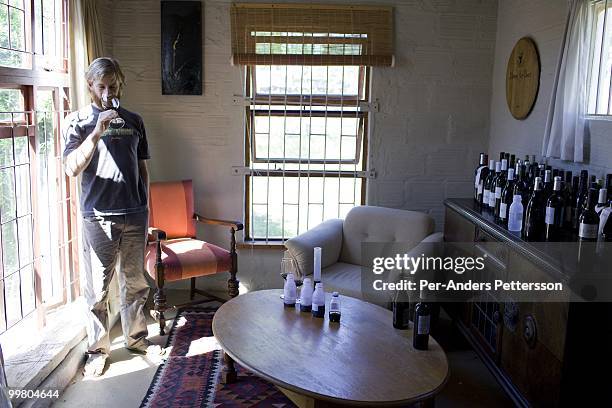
[413,295,431,351]
[499,168,516,227]
[545,177,565,241]
[474,153,489,203]
[494,159,508,220]
[578,188,600,241]
[392,289,411,330]
[482,159,496,211]
[524,177,545,241]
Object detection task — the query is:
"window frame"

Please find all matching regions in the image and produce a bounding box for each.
[243,64,370,241]
[0,0,76,333]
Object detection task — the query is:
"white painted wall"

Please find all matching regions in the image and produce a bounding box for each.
[488,0,612,176]
[102,0,497,295]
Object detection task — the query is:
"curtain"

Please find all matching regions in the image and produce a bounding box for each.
[542,0,594,163]
[82,0,105,63]
[68,0,105,112]
[68,0,89,112]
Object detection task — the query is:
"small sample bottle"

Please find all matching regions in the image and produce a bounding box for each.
[329,292,341,322]
[300,278,313,312]
[283,273,297,308]
[508,195,524,232]
[311,283,325,318]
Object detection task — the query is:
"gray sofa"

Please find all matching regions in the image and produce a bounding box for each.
[284,205,443,307]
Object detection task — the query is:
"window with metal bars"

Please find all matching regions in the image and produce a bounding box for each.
[588,0,612,115]
[0,0,68,71]
[244,64,370,240]
[0,0,75,334]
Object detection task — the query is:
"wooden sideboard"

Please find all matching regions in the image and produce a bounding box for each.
[443,198,612,407]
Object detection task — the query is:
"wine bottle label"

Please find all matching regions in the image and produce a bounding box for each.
[545,207,555,225]
[478,181,483,194]
[495,187,502,198]
[417,315,430,335]
[579,223,598,239]
[600,208,611,235]
[489,194,496,207]
[484,190,490,203]
[499,203,508,219]
[475,167,484,188]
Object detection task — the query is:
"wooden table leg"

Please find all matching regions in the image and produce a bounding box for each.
[221,351,237,384]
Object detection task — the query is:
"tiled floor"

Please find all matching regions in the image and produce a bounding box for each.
[54,291,513,408]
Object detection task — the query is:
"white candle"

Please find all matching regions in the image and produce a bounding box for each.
[313,247,321,282]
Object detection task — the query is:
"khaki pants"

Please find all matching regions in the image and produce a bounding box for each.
[81,211,150,354]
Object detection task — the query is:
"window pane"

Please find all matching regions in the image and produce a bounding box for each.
[4,271,21,327]
[20,263,35,315]
[2,220,18,275]
[18,215,32,268]
[15,164,31,216]
[0,88,25,122]
[14,136,29,164]
[0,168,16,222]
[0,138,13,168]
[9,7,24,50]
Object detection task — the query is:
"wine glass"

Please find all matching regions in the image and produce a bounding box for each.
[108,97,125,129]
[280,257,303,300]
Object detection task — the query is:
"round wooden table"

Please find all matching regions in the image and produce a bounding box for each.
[212,289,449,407]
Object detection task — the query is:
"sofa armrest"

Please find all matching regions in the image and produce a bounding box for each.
[284,218,343,277]
[387,232,444,298]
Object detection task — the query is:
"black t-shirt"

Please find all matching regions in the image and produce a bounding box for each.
[62,103,150,216]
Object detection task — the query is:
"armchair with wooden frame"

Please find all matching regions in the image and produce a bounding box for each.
[145,180,243,335]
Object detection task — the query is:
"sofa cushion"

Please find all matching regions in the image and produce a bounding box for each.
[340,206,434,266]
[284,218,343,277]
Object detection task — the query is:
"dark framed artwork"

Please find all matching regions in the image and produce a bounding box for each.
[161,1,202,95]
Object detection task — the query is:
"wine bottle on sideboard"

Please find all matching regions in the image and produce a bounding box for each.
[600,204,612,240]
[545,176,565,241]
[488,162,501,211]
[413,296,431,351]
[482,159,496,211]
[524,177,545,241]
[578,188,600,241]
[474,153,489,203]
[494,159,508,220]
[568,175,580,230]
[513,163,530,207]
[605,174,612,203]
[573,170,589,231]
[543,169,554,201]
[563,171,574,229]
[499,168,516,227]
[596,188,608,215]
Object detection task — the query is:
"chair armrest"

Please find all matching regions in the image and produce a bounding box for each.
[148,227,166,241]
[285,218,343,277]
[194,213,244,231]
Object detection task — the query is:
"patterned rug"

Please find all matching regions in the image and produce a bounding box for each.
[140,308,296,407]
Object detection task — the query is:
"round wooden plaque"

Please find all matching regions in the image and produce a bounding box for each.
[506,37,540,120]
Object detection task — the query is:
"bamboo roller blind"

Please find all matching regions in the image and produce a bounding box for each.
[230,3,394,66]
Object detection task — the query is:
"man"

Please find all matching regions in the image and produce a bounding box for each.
[63,57,161,377]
